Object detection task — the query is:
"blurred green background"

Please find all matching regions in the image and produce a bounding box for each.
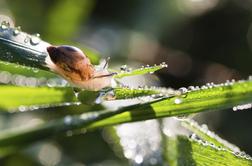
[1,0,252,165]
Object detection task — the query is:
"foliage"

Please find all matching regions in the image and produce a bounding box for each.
[1,1,252,165]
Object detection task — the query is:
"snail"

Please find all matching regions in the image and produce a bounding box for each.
[46,45,115,91]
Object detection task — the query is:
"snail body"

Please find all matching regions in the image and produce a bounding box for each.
[46,45,114,91]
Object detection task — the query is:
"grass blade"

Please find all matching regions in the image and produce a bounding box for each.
[88,80,252,128]
[165,136,252,166]
[0,86,76,111]
[114,63,168,79]
[181,119,241,152]
[1,80,252,153]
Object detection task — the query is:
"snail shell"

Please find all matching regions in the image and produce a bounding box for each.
[46,45,114,91]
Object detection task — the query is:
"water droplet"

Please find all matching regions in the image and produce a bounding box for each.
[25,77,38,87]
[33,68,39,73]
[201,85,208,89]
[188,86,195,91]
[134,154,143,164]
[232,103,252,111]
[178,87,188,94]
[30,33,41,45]
[189,133,198,140]
[0,71,12,84]
[248,76,252,81]
[13,26,21,36]
[24,36,29,43]
[46,78,59,87]
[174,98,182,104]
[0,20,10,30]
[206,82,214,88]
[160,62,168,68]
[233,106,238,111]
[64,116,72,125]
[18,105,27,112]
[120,65,128,71]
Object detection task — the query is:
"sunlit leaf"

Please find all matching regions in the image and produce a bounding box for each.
[181,119,241,152]
[89,80,252,128]
[114,63,168,79]
[0,86,76,111]
[0,61,57,78]
[1,80,252,154]
[165,136,252,166]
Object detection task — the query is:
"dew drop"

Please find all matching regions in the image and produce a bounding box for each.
[0,20,10,30]
[178,87,188,94]
[47,78,58,87]
[0,71,11,84]
[18,105,27,112]
[64,116,72,126]
[174,98,182,104]
[189,133,199,141]
[233,106,238,111]
[201,85,208,89]
[160,62,168,68]
[120,65,128,71]
[24,36,29,43]
[13,26,21,36]
[149,71,154,74]
[30,33,41,45]
[33,68,39,73]
[134,154,143,164]
[188,86,195,91]
[232,103,252,111]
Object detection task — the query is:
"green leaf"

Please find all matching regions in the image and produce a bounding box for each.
[114,63,168,79]
[88,80,252,128]
[0,61,57,78]
[0,86,173,111]
[113,87,160,99]
[0,28,49,70]
[165,136,252,166]
[0,86,76,111]
[181,119,241,152]
[1,80,252,153]
[0,106,135,157]
[0,22,100,71]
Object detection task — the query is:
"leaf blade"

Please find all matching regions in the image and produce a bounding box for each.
[114,63,167,79]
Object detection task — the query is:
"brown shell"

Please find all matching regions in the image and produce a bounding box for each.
[47,46,95,81]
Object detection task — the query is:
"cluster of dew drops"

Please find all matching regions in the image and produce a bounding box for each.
[0,20,70,87]
[2,19,252,163]
[190,133,252,160]
[2,19,252,110]
[117,61,252,111]
[188,119,252,161]
[119,62,168,74]
[1,20,41,46]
